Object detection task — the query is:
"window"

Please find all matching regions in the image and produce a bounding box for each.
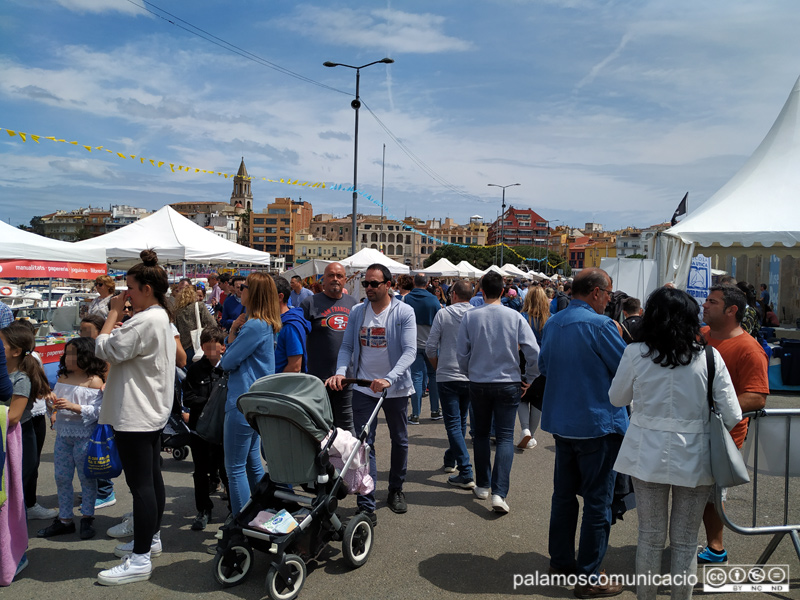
[388,244,395,254]
[396,244,403,255]
[406,235,411,245]
[268,208,286,214]
[371,233,378,242]
[253,227,264,233]
[421,247,426,255]
[380,233,386,242]
[266,236,277,242]
[266,218,277,225]
[254,218,265,225]
[254,236,264,242]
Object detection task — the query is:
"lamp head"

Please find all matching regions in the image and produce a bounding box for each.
[323,61,338,67]
[380,58,394,64]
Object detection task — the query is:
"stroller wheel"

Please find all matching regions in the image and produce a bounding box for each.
[266,554,306,600]
[173,446,190,461]
[342,514,374,568]
[213,543,254,588]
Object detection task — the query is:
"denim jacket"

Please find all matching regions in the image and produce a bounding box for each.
[220,318,275,412]
[335,296,417,395]
[538,299,628,438]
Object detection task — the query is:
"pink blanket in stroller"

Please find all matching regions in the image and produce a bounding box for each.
[322,428,374,495]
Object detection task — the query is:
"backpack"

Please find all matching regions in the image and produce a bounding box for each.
[604,290,629,323]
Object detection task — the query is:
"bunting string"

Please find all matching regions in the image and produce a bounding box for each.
[2,126,565,264]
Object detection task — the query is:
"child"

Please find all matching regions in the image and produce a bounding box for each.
[182,326,229,530]
[0,322,50,582]
[38,337,105,540]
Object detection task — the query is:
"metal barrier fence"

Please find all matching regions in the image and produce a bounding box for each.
[717,408,800,565]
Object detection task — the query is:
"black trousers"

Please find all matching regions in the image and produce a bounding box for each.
[115,429,165,555]
[189,434,228,513]
[24,414,47,508]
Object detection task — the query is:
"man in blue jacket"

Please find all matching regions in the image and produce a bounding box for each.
[273,277,312,372]
[403,274,442,423]
[538,268,627,599]
[327,263,417,521]
[220,276,245,331]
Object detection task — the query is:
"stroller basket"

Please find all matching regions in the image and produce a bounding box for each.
[238,373,335,485]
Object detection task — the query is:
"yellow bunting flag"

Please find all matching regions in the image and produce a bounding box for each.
[19,132,27,142]
[31,135,40,143]
[83,146,92,152]
[6,130,16,137]
[116,152,126,159]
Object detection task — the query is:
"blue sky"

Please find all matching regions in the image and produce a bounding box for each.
[2,0,799,232]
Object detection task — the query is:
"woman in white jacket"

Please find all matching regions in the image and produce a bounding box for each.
[609,287,741,600]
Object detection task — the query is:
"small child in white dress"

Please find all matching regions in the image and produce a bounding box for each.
[38,337,105,540]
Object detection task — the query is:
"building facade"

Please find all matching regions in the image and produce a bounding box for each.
[250,197,313,266]
[487,206,548,248]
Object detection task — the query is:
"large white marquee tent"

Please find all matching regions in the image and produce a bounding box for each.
[660,75,800,286]
[76,206,271,268]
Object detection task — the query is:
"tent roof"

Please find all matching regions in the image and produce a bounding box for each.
[0,221,106,264]
[416,258,459,277]
[337,248,409,274]
[454,260,483,278]
[501,263,527,277]
[666,75,800,248]
[75,206,271,267]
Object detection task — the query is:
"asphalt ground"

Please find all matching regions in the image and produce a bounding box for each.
[10,394,800,600]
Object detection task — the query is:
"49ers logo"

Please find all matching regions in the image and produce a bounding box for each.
[322,314,349,331]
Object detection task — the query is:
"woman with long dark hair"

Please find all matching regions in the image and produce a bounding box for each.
[609,287,741,600]
[219,272,281,516]
[95,250,176,586]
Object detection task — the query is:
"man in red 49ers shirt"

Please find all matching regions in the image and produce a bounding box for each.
[300,262,357,434]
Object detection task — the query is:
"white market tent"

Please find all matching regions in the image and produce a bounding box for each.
[501,263,528,278]
[415,258,459,277]
[0,220,106,265]
[454,260,483,278]
[75,206,271,268]
[337,247,409,275]
[482,264,513,277]
[660,75,800,286]
[281,259,332,282]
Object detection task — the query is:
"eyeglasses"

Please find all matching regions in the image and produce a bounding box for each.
[598,287,613,296]
[238,284,248,291]
[123,305,132,312]
[361,280,387,289]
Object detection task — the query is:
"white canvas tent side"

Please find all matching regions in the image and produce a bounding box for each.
[337,248,409,275]
[75,206,271,268]
[0,221,106,265]
[483,265,512,277]
[660,75,800,287]
[280,259,332,282]
[415,258,459,277]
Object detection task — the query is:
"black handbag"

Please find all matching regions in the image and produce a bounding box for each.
[195,373,229,445]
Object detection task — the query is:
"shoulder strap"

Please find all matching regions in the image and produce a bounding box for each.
[194,301,201,328]
[705,346,715,411]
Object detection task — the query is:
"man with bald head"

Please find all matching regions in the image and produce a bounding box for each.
[538,267,627,598]
[300,262,357,433]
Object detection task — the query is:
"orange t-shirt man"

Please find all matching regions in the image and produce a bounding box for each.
[701,326,769,447]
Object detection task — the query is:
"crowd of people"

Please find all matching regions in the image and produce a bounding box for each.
[0,257,771,599]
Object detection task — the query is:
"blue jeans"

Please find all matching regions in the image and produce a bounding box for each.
[224,409,265,515]
[352,390,409,512]
[469,382,521,498]
[549,434,623,576]
[410,350,440,416]
[439,381,472,478]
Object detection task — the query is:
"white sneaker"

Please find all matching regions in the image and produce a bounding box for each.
[517,429,532,449]
[492,494,509,514]
[526,438,538,449]
[97,553,152,585]
[473,486,490,500]
[27,503,59,520]
[114,533,162,558]
[107,513,134,538]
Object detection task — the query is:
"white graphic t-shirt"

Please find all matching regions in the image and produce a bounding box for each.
[355,303,411,398]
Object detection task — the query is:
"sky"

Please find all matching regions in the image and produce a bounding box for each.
[2,0,800,233]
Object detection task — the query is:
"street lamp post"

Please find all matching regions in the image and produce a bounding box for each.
[487,183,520,265]
[324,57,394,256]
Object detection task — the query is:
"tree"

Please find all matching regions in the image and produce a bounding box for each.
[625,253,647,259]
[30,216,46,236]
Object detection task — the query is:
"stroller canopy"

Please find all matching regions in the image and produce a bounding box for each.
[238,373,334,441]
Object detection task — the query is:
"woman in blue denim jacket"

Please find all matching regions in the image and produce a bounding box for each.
[220,272,281,515]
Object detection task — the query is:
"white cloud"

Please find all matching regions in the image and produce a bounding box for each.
[52,0,144,15]
[279,6,473,54]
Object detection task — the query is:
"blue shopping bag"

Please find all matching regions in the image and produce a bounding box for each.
[84,424,123,479]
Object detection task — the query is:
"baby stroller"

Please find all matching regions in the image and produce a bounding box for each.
[162,411,192,461]
[213,373,383,600]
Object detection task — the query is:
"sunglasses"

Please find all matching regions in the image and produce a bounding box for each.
[95,283,104,287]
[238,284,249,291]
[361,280,387,289]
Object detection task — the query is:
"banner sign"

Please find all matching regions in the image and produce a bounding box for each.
[769,255,780,311]
[687,254,711,308]
[0,260,107,279]
[36,343,66,364]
